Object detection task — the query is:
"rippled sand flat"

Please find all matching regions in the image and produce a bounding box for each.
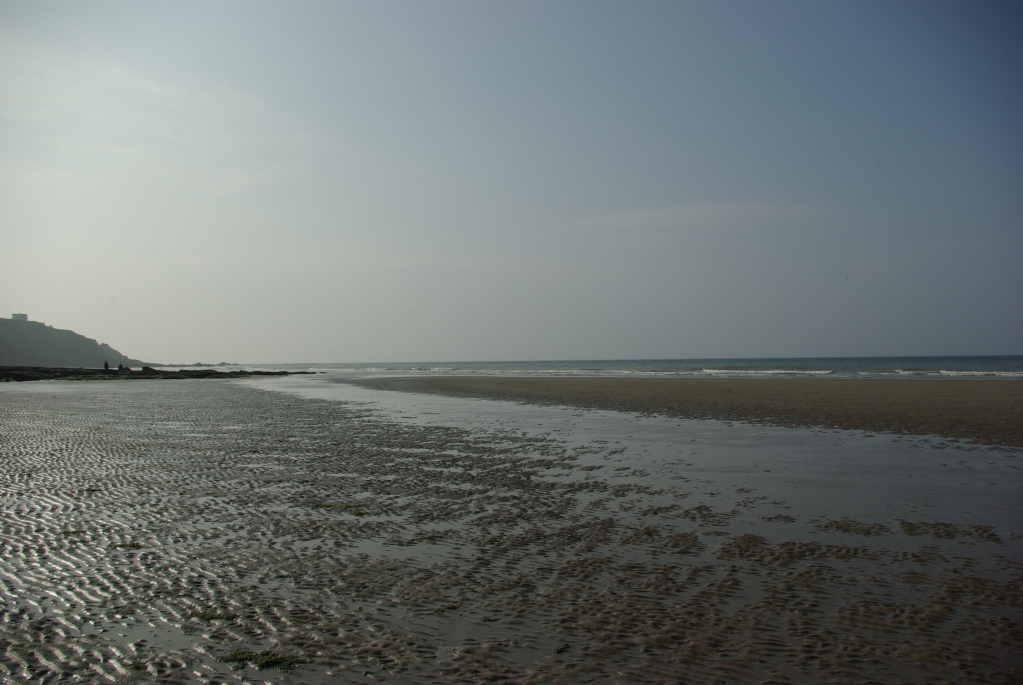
[1,379,1021,684]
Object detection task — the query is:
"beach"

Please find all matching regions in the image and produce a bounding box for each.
[355,376,1023,448]
[0,376,1020,684]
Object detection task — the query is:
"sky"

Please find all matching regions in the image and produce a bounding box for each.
[1,1,1021,363]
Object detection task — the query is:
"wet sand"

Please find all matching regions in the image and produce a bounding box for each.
[355,376,1023,447]
[0,379,1021,684]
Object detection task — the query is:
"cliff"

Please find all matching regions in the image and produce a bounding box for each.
[0,318,147,368]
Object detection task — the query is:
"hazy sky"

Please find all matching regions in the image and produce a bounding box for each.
[1,1,1021,363]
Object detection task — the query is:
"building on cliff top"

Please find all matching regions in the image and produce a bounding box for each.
[11,314,27,322]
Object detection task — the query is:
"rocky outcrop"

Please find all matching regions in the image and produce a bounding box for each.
[0,318,146,368]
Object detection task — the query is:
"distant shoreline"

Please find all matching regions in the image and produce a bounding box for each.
[0,366,315,382]
[353,376,1023,448]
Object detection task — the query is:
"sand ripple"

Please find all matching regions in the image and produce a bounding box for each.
[0,381,1020,683]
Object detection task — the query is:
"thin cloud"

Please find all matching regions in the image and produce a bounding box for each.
[577,203,816,234]
[0,39,312,195]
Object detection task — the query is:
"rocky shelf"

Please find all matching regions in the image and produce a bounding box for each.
[0,366,315,382]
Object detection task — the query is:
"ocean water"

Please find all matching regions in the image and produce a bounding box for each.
[168,355,1023,379]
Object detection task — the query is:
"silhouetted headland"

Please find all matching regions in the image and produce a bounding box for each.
[0,314,146,367]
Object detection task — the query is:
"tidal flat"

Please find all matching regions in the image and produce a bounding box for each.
[0,377,1021,684]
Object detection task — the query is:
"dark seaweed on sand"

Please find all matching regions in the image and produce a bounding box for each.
[219,650,300,671]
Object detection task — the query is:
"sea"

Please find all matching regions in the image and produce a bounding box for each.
[166,355,1023,378]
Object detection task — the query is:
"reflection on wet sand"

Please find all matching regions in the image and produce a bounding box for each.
[0,379,1020,684]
